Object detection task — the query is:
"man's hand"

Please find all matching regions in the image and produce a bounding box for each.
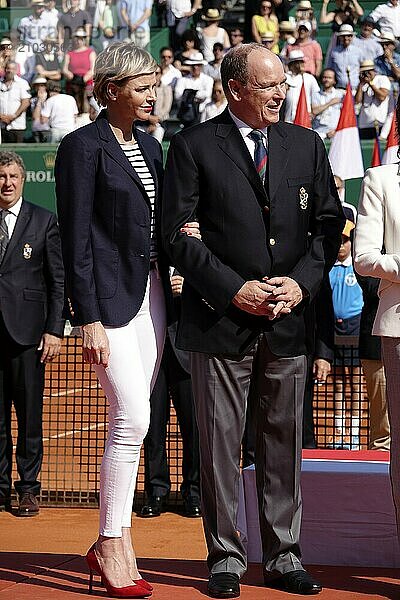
[232,280,291,317]
[265,276,304,308]
[313,358,331,382]
[38,333,62,363]
[81,321,110,367]
[0,114,13,125]
[171,274,184,297]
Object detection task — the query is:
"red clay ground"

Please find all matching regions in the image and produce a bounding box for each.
[0,508,399,599]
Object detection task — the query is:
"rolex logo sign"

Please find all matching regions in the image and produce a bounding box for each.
[43,152,56,169]
[25,151,56,183]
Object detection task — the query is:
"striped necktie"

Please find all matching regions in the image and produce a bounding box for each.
[249,129,267,183]
[0,209,9,263]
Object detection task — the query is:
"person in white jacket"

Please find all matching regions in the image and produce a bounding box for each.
[354,99,400,543]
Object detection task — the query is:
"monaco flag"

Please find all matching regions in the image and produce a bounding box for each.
[371,130,382,167]
[294,80,311,129]
[328,82,364,180]
[382,111,399,165]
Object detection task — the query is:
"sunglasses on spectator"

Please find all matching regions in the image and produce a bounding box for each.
[161,54,173,58]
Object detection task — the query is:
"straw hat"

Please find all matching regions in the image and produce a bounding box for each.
[336,24,355,36]
[379,30,397,45]
[0,37,12,47]
[279,20,295,32]
[73,27,88,38]
[261,31,275,41]
[359,59,375,72]
[287,49,305,63]
[297,20,312,31]
[184,51,208,65]
[297,0,312,9]
[202,8,222,21]
[32,76,47,85]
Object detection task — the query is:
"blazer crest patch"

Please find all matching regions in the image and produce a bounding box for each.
[23,243,32,259]
[299,186,308,210]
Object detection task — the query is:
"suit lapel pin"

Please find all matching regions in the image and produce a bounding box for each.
[23,243,32,259]
[299,186,308,210]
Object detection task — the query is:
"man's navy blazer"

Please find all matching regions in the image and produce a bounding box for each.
[55,110,171,327]
[162,109,345,357]
[0,199,65,345]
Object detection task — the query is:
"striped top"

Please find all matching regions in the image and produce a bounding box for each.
[121,142,157,259]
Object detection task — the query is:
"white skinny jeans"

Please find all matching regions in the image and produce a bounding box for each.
[94,270,166,537]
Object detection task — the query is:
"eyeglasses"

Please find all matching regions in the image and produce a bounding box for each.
[161,54,173,58]
[230,33,243,37]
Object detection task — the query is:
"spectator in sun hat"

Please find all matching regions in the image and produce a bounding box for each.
[199,8,230,62]
[260,31,279,54]
[174,51,213,120]
[0,38,16,78]
[353,15,382,62]
[17,0,50,49]
[295,0,318,35]
[326,23,364,89]
[282,20,322,75]
[284,48,319,122]
[374,30,400,80]
[355,59,391,138]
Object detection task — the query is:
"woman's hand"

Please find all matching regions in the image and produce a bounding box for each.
[180,221,201,239]
[81,321,110,367]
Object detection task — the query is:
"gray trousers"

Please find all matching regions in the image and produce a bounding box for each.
[380,337,400,540]
[190,334,307,578]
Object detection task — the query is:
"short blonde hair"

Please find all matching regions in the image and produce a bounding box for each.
[93,42,157,106]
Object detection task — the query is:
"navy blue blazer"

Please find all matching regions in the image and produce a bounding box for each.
[55,110,170,327]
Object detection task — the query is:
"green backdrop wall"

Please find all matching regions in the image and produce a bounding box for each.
[6,139,378,213]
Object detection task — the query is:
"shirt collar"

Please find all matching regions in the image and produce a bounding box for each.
[335,254,352,267]
[228,108,269,141]
[6,197,23,218]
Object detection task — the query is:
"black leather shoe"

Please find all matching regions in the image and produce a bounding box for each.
[140,495,166,518]
[265,570,322,595]
[207,573,240,598]
[183,496,201,518]
[0,496,11,512]
[17,493,39,517]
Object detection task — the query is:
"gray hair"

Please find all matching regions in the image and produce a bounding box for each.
[93,42,157,106]
[220,43,264,95]
[0,151,26,178]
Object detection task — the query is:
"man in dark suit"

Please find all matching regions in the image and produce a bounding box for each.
[0,151,64,517]
[162,44,344,598]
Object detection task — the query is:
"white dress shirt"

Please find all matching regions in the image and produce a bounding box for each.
[369,2,400,38]
[3,196,22,239]
[228,109,269,162]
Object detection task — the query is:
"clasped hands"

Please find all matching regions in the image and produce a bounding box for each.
[233,276,304,320]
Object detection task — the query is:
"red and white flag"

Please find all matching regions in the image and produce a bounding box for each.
[371,130,382,167]
[382,111,399,165]
[294,80,311,129]
[328,82,364,180]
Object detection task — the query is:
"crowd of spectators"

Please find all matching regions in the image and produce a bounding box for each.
[1,0,400,143]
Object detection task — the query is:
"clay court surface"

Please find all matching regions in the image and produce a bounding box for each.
[0,508,399,600]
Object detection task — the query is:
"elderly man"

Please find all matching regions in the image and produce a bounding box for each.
[326,24,364,89]
[0,61,31,143]
[0,151,64,516]
[162,43,344,599]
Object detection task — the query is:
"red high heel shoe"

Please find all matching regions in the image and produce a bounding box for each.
[133,579,153,592]
[86,544,151,598]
